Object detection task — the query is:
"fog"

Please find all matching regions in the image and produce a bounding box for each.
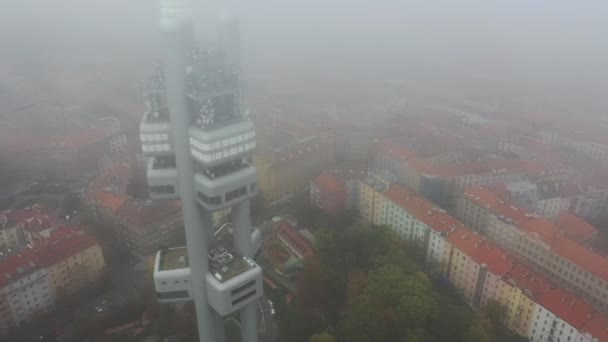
[2,0,608,114]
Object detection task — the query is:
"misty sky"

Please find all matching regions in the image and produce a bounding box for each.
[2,0,607,114]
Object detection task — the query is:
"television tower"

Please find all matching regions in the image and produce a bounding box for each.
[140,1,261,342]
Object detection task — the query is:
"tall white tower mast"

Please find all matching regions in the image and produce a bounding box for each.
[140,1,261,342]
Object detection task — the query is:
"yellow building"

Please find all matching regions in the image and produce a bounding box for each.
[254,136,334,206]
[498,263,550,337]
[37,230,105,297]
[356,174,389,225]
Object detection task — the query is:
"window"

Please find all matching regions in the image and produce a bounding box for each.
[225,186,247,202]
[198,191,221,205]
[150,185,175,194]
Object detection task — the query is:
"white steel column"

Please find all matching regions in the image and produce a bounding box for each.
[232,199,258,342]
[162,21,217,342]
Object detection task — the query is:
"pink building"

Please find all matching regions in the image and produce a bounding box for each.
[310,173,347,215]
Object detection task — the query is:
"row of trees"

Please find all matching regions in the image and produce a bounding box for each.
[277,223,526,342]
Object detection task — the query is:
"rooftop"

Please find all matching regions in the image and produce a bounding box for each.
[581,312,608,342]
[502,262,552,300]
[383,184,463,234]
[550,235,608,282]
[35,228,99,267]
[208,246,255,283]
[378,141,416,161]
[555,213,599,244]
[447,227,512,276]
[158,246,189,271]
[462,187,533,226]
[0,250,41,288]
[539,288,594,330]
[313,173,346,194]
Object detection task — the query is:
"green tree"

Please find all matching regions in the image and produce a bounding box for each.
[481,299,508,328]
[309,332,335,342]
[465,318,495,342]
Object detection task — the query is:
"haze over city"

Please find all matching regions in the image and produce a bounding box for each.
[1,1,608,342]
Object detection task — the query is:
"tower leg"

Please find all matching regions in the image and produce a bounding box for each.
[215,313,226,342]
[163,25,216,342]
[231,199,258,342]
[240,302,258,342]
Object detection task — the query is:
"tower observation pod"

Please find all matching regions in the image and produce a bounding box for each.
[144,1,261,342]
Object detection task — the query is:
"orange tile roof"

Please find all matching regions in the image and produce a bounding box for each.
[538,288,594,329]
[519,217,562,244]
[0,250,42,288]
[409,158,528,178]
[277,223,314,258]
[502,262,553,300]
[35,228,99,267]
[447,227,512,276]
[550,235,608,282]
[88,187,127,213]
[555,213,598,244]
[313,174,346,194]
[383,184,462,234]
[581,313,608,342]
[378,141,416,161]
[462,187,533,226]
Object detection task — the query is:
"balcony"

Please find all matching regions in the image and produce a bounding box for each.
[147,157,179,200]
[194,164,257,211]
[189,119,255,167]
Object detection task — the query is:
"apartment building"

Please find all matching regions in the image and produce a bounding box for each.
[497,263,553,337]
[355,178,608,341]
[310,173,347,216]
[357,174,390,225]
[528,288,595,342]
[458,186,608,312]
[254,136,334,206]
[445,227,512,307]
[0,252,54,330]
[35,228,105,297]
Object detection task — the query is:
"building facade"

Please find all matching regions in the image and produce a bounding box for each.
[310,174,346,216]
[254,136,334,206]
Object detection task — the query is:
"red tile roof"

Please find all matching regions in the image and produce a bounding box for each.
[502,262,552,300]
[277,223,314,259]
[555,213,599,244]
[538,288,594,330]
[519,217,562,244]
[462,187,608,282]
[550,235,608,282]
[313,174,346,194]
[378,141,416,161]
[2,206,61,233]
[0,250,42,288]
[462,187,533,226]
[87,187,127,214]
[447,227,512,276]
[383,184,462,234]
[409,158,528,178]
[581,313,608,342]
[34,228,99,267]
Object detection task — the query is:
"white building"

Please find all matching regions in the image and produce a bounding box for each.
[2,253,54,327]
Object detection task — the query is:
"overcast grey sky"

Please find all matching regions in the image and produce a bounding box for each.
[2,0,607,112]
